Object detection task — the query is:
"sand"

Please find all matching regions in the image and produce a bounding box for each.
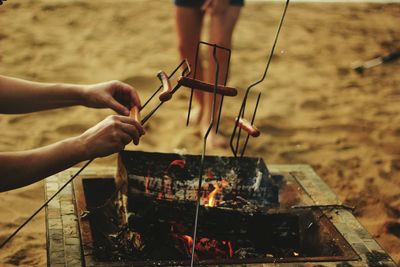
[0,0,399,265]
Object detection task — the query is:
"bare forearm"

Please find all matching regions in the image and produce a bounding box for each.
[0,75,85,113]
[0,136,88,192]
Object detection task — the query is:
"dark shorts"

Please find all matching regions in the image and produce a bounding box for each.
[174,0,244,7]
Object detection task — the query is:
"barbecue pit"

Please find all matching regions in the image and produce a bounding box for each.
[45,151,396,266]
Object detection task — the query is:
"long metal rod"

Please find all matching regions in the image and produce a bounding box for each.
[140,83,183,124]
[0,63,190,249]
[0,159,93,249]
[190,45,220,267]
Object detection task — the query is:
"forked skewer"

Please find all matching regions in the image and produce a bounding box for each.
[237,117,260,138]
[230,0,290,158]
[185,41,232,134]
[0,55,237,250]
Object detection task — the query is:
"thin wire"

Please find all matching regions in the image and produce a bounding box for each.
[0,159,93,249]
[240,92,261,157]
[186,43,202,126]
[215,45,231,134]
[141,60,186,110]
[140,83,182,124]
[0,70,188,249]
[190,44,220,267]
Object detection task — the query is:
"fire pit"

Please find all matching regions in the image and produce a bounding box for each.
[45,151,397,266]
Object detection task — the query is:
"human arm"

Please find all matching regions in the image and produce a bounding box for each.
[0,75,140,115]
[0,115,144,192]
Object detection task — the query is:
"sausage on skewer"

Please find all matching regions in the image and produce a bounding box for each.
[178,76,237,97]
[157,71,173,102]
[237,117,260,137]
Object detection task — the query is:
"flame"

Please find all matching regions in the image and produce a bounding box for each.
[182,235,194,255]
[206,183,220,207]
[183,235,193,248]
[293,251,299,256]
[204,180,229,207]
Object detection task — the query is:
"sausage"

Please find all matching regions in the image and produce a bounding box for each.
[237,118,260,137]
[177,76,237,97]
[157,70,173,102]
[130,106,141,123]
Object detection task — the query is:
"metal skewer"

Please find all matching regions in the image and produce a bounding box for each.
[0,54,237,250]
[230,0,290,158]
[0,61,193,250]
[186,41,232,135]
[190,44,220,267]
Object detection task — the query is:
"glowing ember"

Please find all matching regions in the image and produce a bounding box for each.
[183,235,193,249]
[227,241,233,257]
[195,238,232,259]
[169,159,186,169]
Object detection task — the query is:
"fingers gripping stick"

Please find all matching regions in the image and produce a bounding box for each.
[118,106,142,228]
[130,106,141,123]
[237,117,260,137]
[157,71,173,102]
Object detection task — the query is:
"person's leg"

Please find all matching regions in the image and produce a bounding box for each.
[175,6,205,123]
[203,5,242,147]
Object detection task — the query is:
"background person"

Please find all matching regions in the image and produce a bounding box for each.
[174,0,243,147]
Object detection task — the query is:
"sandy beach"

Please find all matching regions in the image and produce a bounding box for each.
[0,0,399,265]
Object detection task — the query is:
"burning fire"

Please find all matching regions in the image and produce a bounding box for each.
[222,240,234,257]
[183,235,193,249]
[204,180,229,207]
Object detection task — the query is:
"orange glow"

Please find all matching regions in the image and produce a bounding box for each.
[227,241,233,257]
[204,180,229,207]
[293,251,299,256]
[183,235,193,249]
[206,183,220,207]
[221,179,230,187]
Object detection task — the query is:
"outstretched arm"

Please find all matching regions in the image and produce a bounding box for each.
[0,115,144,192]
[0,75,141,115]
